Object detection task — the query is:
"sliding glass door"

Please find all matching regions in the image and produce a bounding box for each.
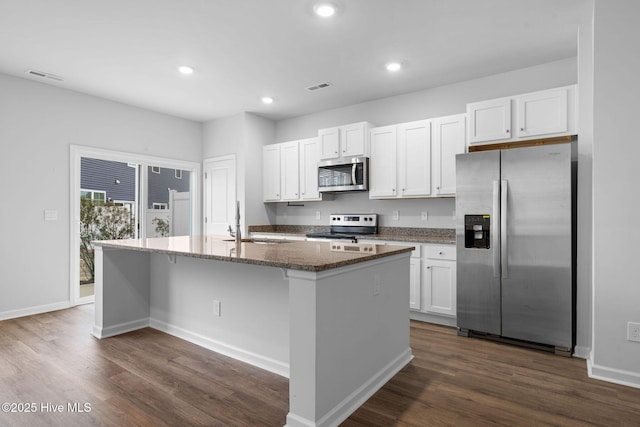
[70,146,201,306]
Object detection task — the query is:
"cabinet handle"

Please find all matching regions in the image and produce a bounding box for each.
[436,186,440,190]
[426,266,431,269]
[506,129,510,133]
[520,127,524,131]
[439,251,443,255]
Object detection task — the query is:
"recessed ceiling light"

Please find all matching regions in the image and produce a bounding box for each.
[385,62,402,72]
[178,66,194,75]
[261,97,274,105]
[314,3,336,17]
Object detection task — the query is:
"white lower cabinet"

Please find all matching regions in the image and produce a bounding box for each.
[361,240,456,324]
[422,245,457,316]
[409,253,422,310]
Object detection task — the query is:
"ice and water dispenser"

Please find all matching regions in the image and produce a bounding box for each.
[464,215,491,249]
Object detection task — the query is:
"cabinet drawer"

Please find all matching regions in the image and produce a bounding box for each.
[424,245,456,261]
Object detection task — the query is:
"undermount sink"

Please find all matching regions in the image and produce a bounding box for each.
[223,238,291,244]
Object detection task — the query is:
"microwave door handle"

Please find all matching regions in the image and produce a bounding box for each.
[352,164,357,185]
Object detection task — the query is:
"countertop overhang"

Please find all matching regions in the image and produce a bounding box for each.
[93,235,414,272]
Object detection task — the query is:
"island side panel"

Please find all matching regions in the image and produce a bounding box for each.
[148,253,290,377]
[93,246,151,338]
[286,253,413,427]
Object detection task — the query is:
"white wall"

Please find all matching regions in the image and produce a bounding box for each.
[202,112,277,231]
[276,57,577,142]
[575,0,595,359]
[590,0,640,387]
[271,58,577,230]
[0,73,202,318]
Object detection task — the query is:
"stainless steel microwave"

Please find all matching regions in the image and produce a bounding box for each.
[318,156,369,193]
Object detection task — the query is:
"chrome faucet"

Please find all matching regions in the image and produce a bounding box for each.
[228,200,241,245]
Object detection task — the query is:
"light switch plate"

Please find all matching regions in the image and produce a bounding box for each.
[44,210,58,221]
[392,210,399,220]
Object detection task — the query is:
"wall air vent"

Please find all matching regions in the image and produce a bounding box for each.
[24,69,63,82]
[306,82,332,91]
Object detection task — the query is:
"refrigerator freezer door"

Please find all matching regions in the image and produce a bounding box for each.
[500,144,572,348]
[456,150,501,335]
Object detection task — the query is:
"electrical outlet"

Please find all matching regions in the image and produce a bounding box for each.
[392,210,399,220]
[315,211,321,220]
[213,300,221,317]
[373,274,381,296]
[421,211,428,221]
[628,322,640,342]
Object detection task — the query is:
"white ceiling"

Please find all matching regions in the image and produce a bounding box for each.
[0,0,587,123]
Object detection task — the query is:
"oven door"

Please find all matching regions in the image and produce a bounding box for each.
[318,157,368,192]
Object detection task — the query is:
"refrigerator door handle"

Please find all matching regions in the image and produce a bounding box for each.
[492,180,500,278]
[501,179,508,278]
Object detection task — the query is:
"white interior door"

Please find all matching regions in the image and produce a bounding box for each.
[204,155,236,236]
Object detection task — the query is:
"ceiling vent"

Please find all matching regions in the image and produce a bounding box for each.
[24,69,63,82]
[306,82,332,91]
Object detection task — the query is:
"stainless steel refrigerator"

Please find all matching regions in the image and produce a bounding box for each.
[455,142,576,355]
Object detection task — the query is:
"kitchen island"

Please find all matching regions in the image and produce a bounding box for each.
[92,236,414,427]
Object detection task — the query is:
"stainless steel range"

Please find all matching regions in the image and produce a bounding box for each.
[306,214,378,242]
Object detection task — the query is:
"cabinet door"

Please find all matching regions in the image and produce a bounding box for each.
[409,258,421,310]
[262,145,281,201]
[398,120,431,197]
[299,137,320,200]
[280,141,300,201]
[468,98,511,143]
[516,88,568,138]
[432,114,466,196]
[423,260,456,316]
[369,125,398,198]
[341,122,367,157]
[318,127,340,160]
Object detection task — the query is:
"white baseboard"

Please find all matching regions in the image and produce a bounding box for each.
[91,318,150,339]
[285,348,413,427]
[410,311,457,327]
[573,345,590,359]
[0,301,71,322]
[149,318,289,378]
[588,353,640,389]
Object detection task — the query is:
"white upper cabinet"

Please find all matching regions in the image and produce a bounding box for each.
[468,98,512,143]
[398,120,431,198]
[516,88,568,138]
[299,137,321,201]
[318,127,340,160]
[263,138,321,203]
[432,114,466,196]
[262,144,281,202]
[280,141,300,201]
[369,125,397,198]
[318,122,372,160]
[467,85,577,146]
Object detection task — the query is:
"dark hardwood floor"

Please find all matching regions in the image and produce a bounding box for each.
[0,305,639,426]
